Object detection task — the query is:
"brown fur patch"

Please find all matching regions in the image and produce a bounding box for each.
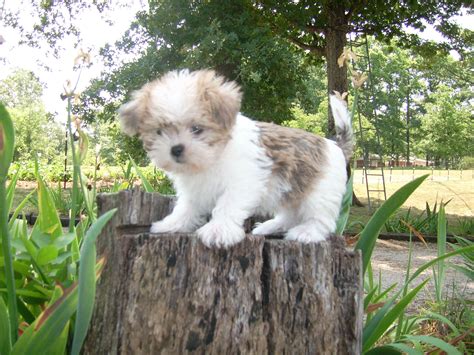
[118,81,155,136]
[196,70,242,131]
[257,122,327,205]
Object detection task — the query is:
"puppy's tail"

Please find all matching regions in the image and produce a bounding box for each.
[330,95,354,162]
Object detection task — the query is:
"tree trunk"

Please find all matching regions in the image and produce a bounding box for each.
[84,189,363,354]
[406,86,411,165]
[325,4,348,137]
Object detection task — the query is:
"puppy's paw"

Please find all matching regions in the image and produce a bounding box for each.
[150,218,193,234]
[197,220,245,248]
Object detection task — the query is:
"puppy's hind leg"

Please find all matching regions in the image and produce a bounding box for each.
[252,210,295,236]
[286,174,346,243]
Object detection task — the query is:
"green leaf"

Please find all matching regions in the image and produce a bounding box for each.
[364,345,402,354]
[77,127,89,163]
[35,163,62,239]
[11,284,78,355]
[419,311,460,336]
[403,335,462,355]
[448,263,474,280]
[0,103,18,343]
[363,279,429,352]
[407,244,474,285]
[367,343,422,355]
[11,259,104,355]
[6,168,20,213]
[36,245,59,266]
[336,174,353,235]
[130,156,154,192]
[0,297,11,355]
[8,190,35,230]
[0,102,15,179]
[355,175,428,275]
[52,233,77,249]
[71,208,117,355]
[0,288,46,299]
[434,203,446,302]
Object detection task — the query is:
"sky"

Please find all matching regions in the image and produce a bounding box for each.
[0,1,146,121]
[0,2,472,122]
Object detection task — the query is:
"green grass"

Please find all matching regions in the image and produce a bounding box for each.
[349,174,473,236]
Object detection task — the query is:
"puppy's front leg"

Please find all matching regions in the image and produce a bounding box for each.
[197,190,252,248]
[150,198,203,234]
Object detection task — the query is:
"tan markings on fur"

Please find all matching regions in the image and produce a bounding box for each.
[197,70,242,131]
[257,122,327,205]
[119,81,156,136]
[136,71,239,151]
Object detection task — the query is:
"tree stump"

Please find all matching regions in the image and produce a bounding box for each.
[83,189,363,354]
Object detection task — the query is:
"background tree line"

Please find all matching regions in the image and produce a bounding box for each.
[2,0,472,170]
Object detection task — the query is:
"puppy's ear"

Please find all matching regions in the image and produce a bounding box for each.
[199,70,242,130]
[118,85,151,136]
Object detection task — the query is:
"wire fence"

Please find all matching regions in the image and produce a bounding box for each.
[354,168,474,185]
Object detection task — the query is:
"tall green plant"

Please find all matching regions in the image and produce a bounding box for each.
[1,60,118,353]
[355,175,429,274]
[348,174,474,353]
[0,102,18,345]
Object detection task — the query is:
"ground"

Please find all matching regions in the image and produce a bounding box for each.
[370,239,473,312]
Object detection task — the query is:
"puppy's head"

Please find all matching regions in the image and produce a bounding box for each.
[119,69,242,174]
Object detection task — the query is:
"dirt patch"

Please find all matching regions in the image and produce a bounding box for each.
[370,239,473,312]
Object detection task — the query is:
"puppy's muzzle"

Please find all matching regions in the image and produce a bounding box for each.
[171,144,185,160]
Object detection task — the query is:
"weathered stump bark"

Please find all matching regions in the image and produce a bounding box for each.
[84,189,363,354]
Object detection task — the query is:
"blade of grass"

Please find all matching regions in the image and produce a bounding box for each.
[395,233,414,340]
[6,168,20,213]
[336,174,353,235]
[355,175,428,275]
[0,296,12,355]
[403,335,462,355]
[130,156,154,192]
[434,203,446,303]
[363,279,429,352]
[8,190,35,229]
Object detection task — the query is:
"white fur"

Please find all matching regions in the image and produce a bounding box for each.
[151,115,273,247]
[150,114,348,248]
[121,70,352,248]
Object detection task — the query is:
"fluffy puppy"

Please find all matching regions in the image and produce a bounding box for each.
[119,69,353,248]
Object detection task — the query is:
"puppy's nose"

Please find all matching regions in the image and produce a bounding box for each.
[171,144,185,158]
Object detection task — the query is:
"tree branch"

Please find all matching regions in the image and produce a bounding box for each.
[288,36,325,57]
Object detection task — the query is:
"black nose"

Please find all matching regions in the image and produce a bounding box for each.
[171,144,185,158]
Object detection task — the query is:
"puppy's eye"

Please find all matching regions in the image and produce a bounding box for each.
[191,125,203,135]
[156,129,162,136]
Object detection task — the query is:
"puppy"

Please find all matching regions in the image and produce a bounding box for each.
[119,69,353,248]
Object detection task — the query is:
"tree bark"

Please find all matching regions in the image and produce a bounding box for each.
[84,189,363,354]
[325,4,349,137]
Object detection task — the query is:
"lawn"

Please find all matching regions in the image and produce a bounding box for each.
[349,169,474,236]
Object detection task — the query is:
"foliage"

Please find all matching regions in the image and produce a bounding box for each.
[0,69,63,163]
[76,0,317,126]
[351,175,474,353]
[1,83,117,354]
[384,200,452,236]
[255,1,471,57]
[419,85,472,169]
